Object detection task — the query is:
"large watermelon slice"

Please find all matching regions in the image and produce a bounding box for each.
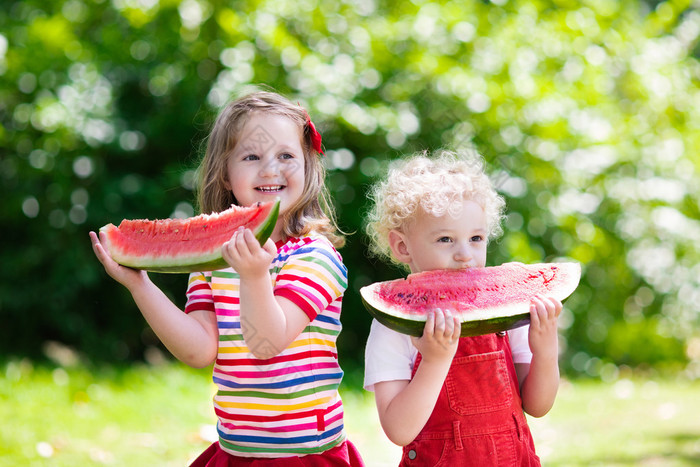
[99,199,279,273]
[361,262,581,337]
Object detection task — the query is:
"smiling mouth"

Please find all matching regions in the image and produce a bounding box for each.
[256,185,284,193]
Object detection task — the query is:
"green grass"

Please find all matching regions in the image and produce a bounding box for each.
[1,361,699,466]
[0,361,215,466]
[528,378,700,466]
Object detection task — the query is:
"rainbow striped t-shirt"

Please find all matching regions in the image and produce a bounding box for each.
[184,235,348,458]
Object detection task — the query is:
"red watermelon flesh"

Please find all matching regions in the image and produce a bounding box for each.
[100,199,279,273]
[360,262,581,337]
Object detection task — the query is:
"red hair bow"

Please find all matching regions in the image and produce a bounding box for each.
[303,110,324,155]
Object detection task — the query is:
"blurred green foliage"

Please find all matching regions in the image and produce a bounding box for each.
[1,0,699,378]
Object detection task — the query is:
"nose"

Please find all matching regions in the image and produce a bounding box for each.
[259,157,280,177]
[453,242,472,265]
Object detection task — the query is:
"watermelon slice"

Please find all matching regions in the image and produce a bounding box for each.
[360,262,581,337]
[99,199,280,273]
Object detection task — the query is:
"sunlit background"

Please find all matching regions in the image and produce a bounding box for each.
[1,0,700,464]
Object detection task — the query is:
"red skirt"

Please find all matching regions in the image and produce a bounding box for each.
[190,440,365,467]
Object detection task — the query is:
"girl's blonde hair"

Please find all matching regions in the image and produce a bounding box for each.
[197,91,344,248]
[366,149,505,265]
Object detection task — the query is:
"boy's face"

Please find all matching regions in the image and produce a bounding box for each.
[389,199,488,274]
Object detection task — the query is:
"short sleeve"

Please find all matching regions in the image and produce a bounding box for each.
[184,272,215,314]
[364,319,417,392]
[274,239,347,321]
[508,324,532,364]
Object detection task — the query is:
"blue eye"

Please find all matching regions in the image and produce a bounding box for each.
[243,154,260,161]
[471,235,484,242]
[437,236,452,243]
[279,153,294,160]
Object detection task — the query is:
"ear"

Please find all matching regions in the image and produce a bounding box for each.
[388,230,412,265]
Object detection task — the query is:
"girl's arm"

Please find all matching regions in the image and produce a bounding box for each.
[516,295,562,417]
[89,231,219,368]
[373,309,460,446]
[222,228,310,359]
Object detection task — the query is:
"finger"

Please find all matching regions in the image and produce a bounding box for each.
[262,238,278,256]
[222,233,241,263]
[433,308,446,334]
[531,295,547,314]
[452,315,461,340]
[441,312,460,344]
[235,227,253,256]
[542,296,555,319]
[89,231,101,253]
[221,236,232,256]
[423,310,435,338]
[98,229,110,246]
[235,227,245,248]
[529,302,540,328]
[537,295,558,319]
[244,229,268,256]
[443,309,454,337]
[221,242,232,264]
[225,228,240,244]
[243,228,259,248]
[90,231,113,264]
[543,296,563,318]
[553,299,563,317]
[228,229,245,253]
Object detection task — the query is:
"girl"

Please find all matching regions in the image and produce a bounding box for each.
[90,91,364,466]
[364,150,561,466]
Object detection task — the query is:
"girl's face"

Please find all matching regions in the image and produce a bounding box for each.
[225,113,306,223]
[389,199,488,274]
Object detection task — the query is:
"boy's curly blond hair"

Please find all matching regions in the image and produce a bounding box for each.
[365,149,505,266]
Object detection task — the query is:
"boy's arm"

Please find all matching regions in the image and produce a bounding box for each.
[373,310,460,446]
[517,295,562,417]
[90,231,219,368]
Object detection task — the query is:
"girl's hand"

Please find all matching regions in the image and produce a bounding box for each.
[89,231,149,290]
[410,308,461,364]
[221,227,277,279]
[528,295,562,359]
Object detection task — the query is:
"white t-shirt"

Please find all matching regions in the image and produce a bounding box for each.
[364,319,533,391]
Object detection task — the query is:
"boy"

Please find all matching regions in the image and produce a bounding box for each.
[364,150,561,466]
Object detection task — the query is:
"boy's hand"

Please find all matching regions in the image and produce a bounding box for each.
[411,308,461,364]
[528,295,562,359]
[222,227,277,279]
[89,231,149,290]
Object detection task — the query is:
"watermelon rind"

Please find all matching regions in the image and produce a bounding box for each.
[251,198,279,254]
[100,199,280,273]
[360,262,581,338]
[362,299,532,338]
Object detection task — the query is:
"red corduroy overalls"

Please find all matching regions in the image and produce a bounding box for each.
[399,332,540,467]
